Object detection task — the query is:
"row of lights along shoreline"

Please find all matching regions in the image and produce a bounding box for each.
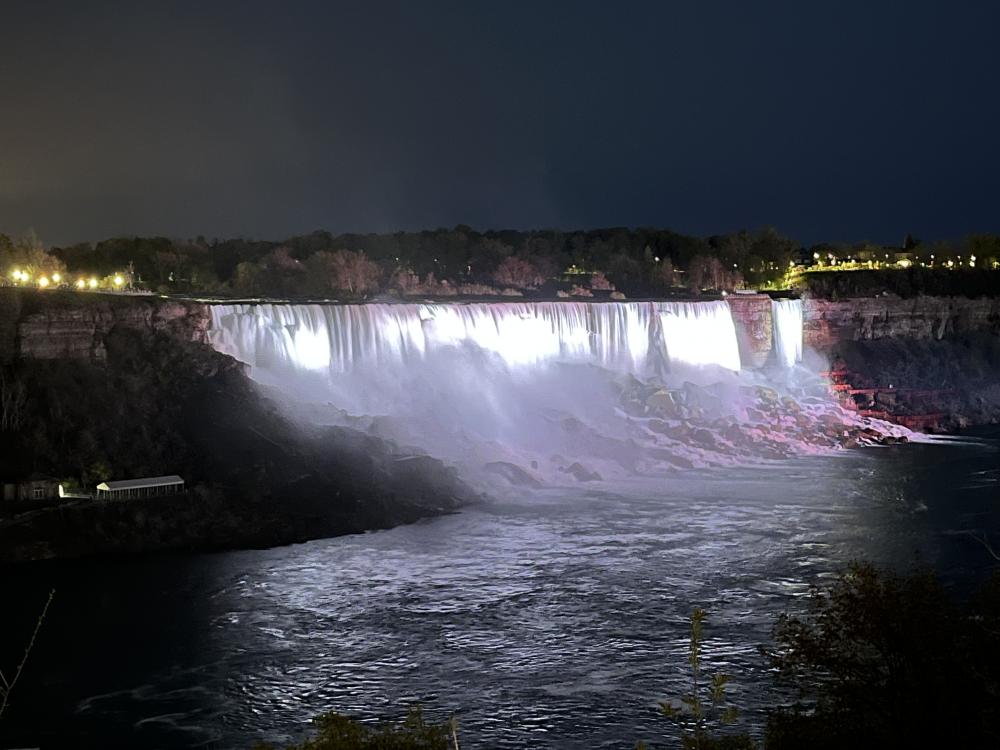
[803,253,981,268]
[7,269,127,290]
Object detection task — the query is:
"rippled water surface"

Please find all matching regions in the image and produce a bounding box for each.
[3,437,999,748]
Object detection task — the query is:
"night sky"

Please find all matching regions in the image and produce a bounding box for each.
[2,0,998,245]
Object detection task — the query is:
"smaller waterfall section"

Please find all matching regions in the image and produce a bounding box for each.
[771,299,803,367]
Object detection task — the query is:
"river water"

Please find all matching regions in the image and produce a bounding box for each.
[2,435,999,749]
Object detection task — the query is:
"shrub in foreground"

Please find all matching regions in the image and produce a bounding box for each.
[766,562,1000,749]
[254,705,456,750]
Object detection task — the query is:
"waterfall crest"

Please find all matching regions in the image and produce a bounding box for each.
[209,300,744,378]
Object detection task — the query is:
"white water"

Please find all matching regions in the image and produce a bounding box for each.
[659,301,742,371]
[772,299,803,368]
[206,299,882,491]
[209,301,742,378]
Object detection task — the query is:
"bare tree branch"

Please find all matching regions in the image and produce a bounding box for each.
[966,531,1000,562]
[0,589,55,720]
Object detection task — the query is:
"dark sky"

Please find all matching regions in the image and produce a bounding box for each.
[2,0,998,246]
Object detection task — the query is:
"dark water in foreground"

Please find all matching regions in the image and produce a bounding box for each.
[2,436,999,749]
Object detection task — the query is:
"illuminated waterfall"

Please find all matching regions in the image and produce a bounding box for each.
[771,299,803,367]
[205,299,846,486]
[659,301,741,372]
[209,300,744,379]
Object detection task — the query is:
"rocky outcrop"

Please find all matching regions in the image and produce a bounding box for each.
[802,295,1000,351]
[726,294,773,368]
[1,289,210,363]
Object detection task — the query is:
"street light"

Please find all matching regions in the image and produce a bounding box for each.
[38,276,50,288]
[52,272,62,283]
[88,277,98,289]
[76,278,86,289]
[113,274,124,287]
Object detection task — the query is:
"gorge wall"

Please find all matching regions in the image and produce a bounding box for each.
[801,295,1000,430]
[0,289,210,363]
[802,295,1000,350]
[5,288,1000,368]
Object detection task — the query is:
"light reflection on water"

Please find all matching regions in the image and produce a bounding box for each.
[3,439,999,749]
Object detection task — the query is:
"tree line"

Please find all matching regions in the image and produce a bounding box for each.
[2,227,999,298]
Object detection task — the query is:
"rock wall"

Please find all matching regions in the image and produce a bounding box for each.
[801,295,1000,430]
[1,289,210,363]
[6,289,999,368]
[725,294,773,368]
[802,295,1000,351]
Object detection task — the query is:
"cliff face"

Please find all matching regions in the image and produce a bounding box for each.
[801,294,1000,430]
[7,289,999,365]
[726,295,773,368]
[802,295,1000,351]
[728,294,1000,367]
[0,289,210,363]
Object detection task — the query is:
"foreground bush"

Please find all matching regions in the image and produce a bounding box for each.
[652,608,754,750]
[766,563,1000,749]
[255,705,457,750]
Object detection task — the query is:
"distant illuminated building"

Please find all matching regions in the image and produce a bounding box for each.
[95,475,186,501]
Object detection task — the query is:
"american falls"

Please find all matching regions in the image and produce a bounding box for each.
[208,299,908,492]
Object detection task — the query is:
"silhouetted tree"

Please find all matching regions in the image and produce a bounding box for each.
[313,250,382,296]
[765,563,1000,750]
[650,258,675,292]
[492,256,544,289]
[687,256,740,292]
[234,261,264,295]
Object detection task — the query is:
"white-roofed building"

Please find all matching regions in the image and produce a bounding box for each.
[95,475,185,501]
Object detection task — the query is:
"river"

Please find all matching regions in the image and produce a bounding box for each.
[1,434,998,749]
